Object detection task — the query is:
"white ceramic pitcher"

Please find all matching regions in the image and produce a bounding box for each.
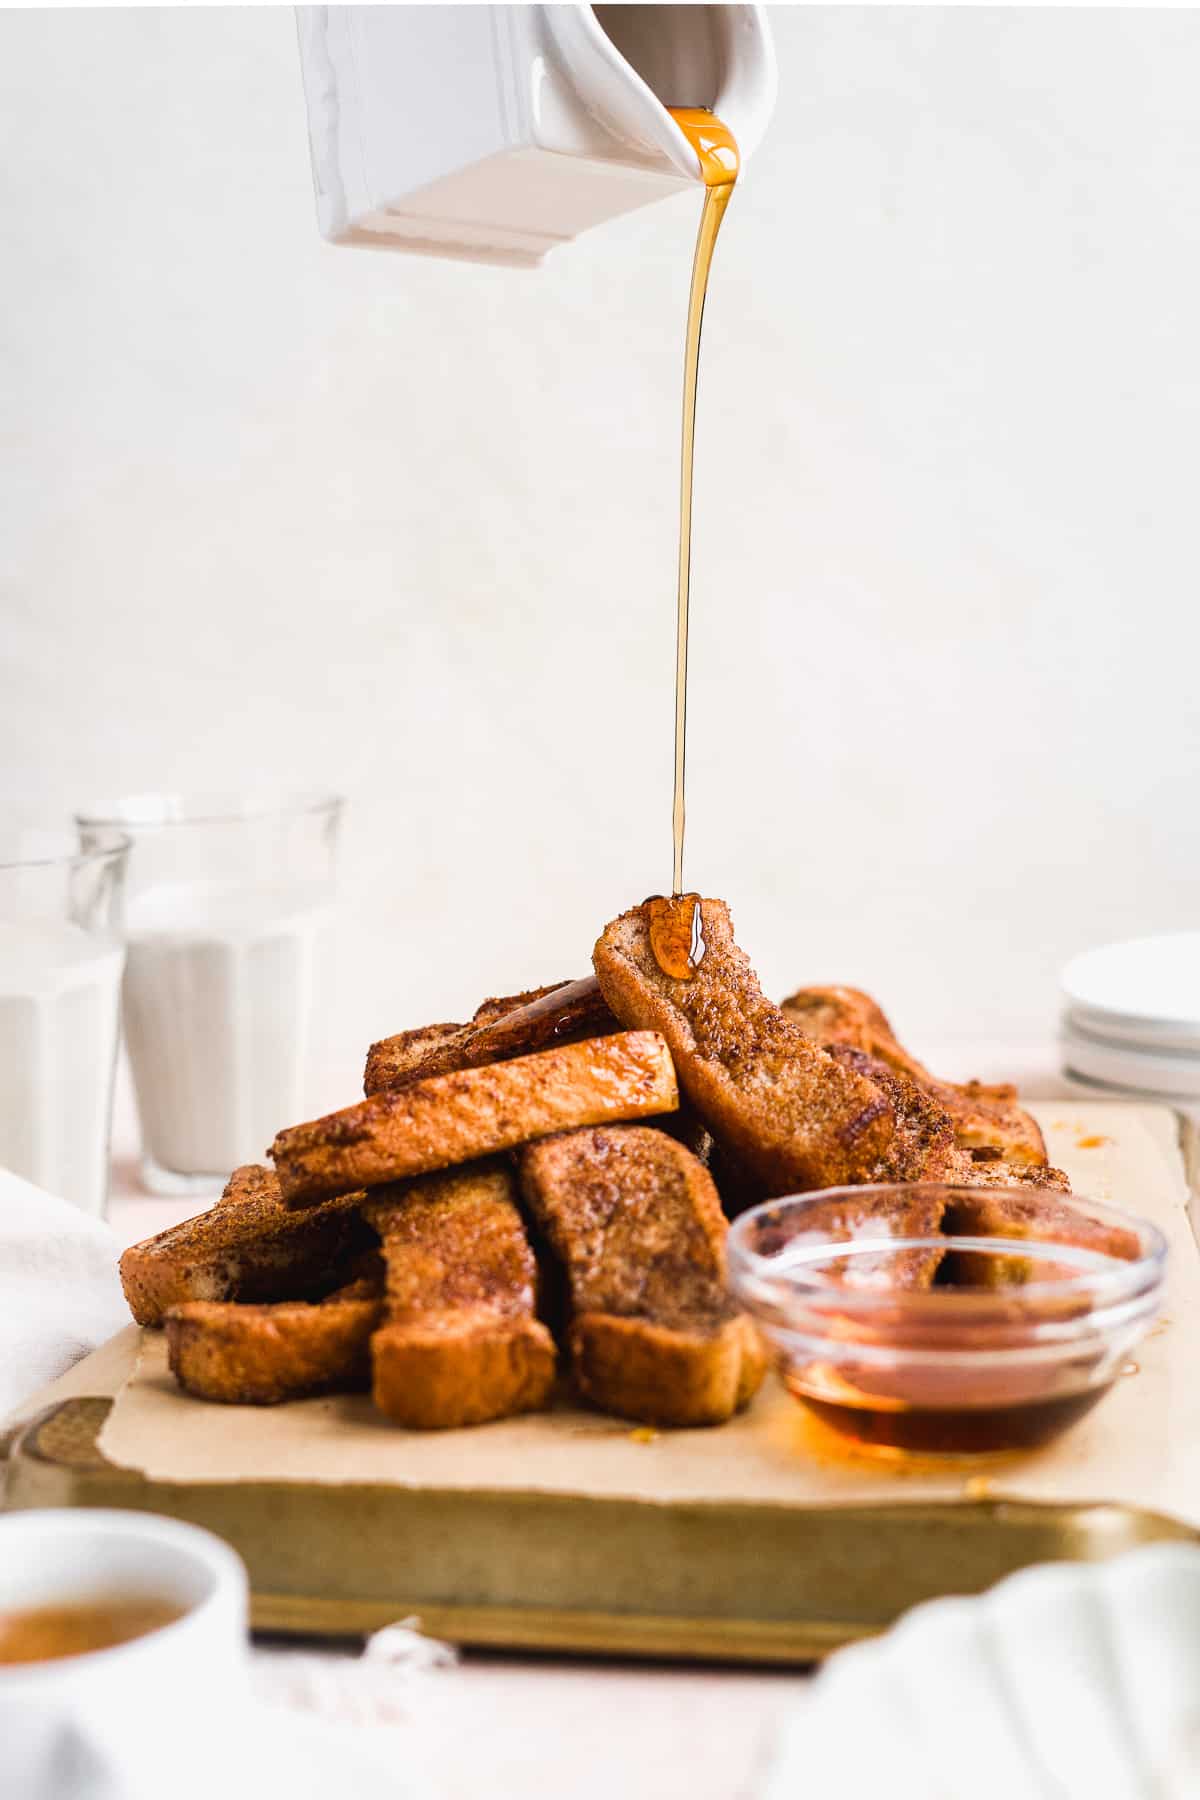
[296,4,777,267]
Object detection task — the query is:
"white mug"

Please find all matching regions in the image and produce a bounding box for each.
[0,1510,249,1800]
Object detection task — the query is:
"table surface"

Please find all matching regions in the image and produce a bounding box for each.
[97,1043,1084,1800]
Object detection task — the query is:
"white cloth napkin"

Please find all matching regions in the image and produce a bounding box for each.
[0,1165,129,1422]
[14,1625,453,1800]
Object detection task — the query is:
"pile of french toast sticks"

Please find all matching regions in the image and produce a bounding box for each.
[119,897,1070,1431]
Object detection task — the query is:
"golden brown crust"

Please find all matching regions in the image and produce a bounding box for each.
[940,1181,1131,1288]
[957,1159,1071,1194]
[569,1311,766,1428]
[519,1126,729,1310]
[781,985,1048,1167]
[165,1276,385,1405]
[824,1043,961,1184]
[959,1186,1117,1240]
[361,985,579,1099]
[367,1163,557,1429]
[361,1023,465,1094]
[518,1125,765,1426]
[594,901,919,1195]
[210,1162,280,1209]
[119,1165,372,1328]
[272,1032,679,1207]
[761,1188,951,1291]
[372,1313,556,1429]
[948,1085,1046,1167]
[364,978,616,1096]
[366,1162,542,1319]
[361,984,587,1097]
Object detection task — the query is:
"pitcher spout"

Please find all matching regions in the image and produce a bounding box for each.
[296,4,777,268]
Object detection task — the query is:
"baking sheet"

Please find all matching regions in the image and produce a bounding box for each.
[93,1104,1200,1522]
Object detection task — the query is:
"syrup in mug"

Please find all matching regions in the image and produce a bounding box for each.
[0,1597,184,1664]
[650,109,738,982]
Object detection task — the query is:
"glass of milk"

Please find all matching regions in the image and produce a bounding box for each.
[0,829,128,1215]
[75,794,342,1196]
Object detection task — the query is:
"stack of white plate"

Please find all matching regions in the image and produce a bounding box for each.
[1060,931,1200,1101]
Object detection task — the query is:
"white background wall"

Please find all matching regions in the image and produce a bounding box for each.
[4,5,1199,1091]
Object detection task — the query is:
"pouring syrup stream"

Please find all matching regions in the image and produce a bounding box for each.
[648,110,739,981]
[667,108,738,901]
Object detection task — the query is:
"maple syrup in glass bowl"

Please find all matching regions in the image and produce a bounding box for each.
[727,1185,1166,1456]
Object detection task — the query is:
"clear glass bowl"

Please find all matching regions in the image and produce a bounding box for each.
[727,1185,1167,1456]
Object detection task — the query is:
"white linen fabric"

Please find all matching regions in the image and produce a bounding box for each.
[8,1624,450,1800]
[19,1698,429,1800]
[0,1165,130,1421]
[757,1545,1200,1800]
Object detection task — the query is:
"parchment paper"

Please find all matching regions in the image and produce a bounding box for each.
[95,1105,1200,1520]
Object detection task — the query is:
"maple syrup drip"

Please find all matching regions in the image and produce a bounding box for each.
[789,1377,1112,1456]
[647,892,706,980]
[667,108,739,898]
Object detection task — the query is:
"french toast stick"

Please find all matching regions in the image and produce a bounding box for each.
[939,1167,1087,1288]
[739,1164,1076,1297]
[958,1159,1071,1195]
[471,983,574,1027]
[364,977,616,1096]
[595,900,925,1195]
[754,1187,952,1291]
[367,1162,556,1428]
[361,984,577,1096]
[119,1164,373,1328]
[365,979,710,1168]
[361,1022,466,1094]
[165,1269,385,1405]
[824,1043,961,1183]
[518,1126,765,1426]
[272,1031,679,1206]
[781,985,1048,1167]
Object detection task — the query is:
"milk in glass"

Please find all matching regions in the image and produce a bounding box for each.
[0,920,124,1213]
[122,881,333,1177]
